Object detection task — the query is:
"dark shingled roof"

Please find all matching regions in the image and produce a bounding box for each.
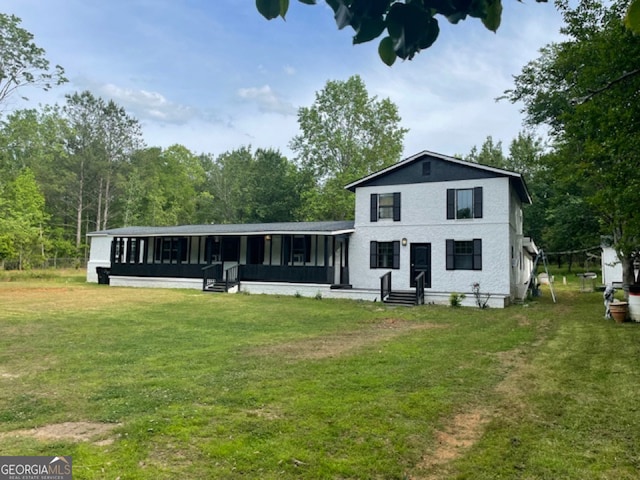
[88,221,355,237]
[345,150,532,204]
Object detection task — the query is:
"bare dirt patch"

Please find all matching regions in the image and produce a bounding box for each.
[414,408,491,479]
[0,422,121,446]
[411,347,535,479]
[253,319,446,361]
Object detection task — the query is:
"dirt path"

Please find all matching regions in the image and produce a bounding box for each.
[251,318,448,361]
[411,347,532,480]
[0,422,120,446]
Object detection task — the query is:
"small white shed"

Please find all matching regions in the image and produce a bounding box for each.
[601,245,623,287]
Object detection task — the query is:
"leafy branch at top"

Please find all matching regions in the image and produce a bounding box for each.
[256,0,548,66]
[0,13,67,106]
[626,0,640,33]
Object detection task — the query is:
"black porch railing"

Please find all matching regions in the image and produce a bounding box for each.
[225,264,239,291]
[239,264,334,284]
[380,271,392,302]
[415,271,425,305]
[202,263,222,290]
[202,263,239,292]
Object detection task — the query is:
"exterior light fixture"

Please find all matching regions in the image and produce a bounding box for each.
[402,238,408,246]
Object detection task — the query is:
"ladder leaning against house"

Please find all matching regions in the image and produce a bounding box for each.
[522,249,556,303]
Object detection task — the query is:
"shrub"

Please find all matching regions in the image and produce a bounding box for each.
[450,292,465,307]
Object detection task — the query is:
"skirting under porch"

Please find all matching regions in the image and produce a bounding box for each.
[103,275,510,307]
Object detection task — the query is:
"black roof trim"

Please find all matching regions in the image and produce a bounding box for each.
[345,150,532,204]
[88,220,356,237]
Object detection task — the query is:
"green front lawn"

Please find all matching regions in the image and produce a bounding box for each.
[0,271,638,479]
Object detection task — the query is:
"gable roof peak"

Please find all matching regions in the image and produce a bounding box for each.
[344,149,531,204]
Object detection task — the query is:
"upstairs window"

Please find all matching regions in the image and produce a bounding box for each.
[378,193,395,219]
[370,192,401,222]
[447,187,483,219]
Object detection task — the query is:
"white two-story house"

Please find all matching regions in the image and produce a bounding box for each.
[345,151,531,305]
[86,151,532,307]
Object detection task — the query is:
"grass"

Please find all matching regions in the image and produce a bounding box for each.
[0,270,639,479]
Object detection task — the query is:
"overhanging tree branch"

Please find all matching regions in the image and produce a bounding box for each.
[573,67,640,104]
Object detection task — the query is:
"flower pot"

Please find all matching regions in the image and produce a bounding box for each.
[610,302,629,324]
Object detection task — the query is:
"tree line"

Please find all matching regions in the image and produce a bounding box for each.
[2,1,639,284]
[0,72,406,268]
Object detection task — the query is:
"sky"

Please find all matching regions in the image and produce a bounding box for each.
[3,0,566,160]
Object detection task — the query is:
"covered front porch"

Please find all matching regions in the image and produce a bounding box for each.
[102,222,354,290]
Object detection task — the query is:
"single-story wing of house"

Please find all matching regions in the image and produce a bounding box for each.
[87,150,534,307]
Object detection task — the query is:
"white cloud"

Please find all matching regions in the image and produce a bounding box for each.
[237,85,297,115]
[96,83,201,124]
[5,0,566,163]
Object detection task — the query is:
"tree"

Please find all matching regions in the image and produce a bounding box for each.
[121,145,205,226]
[465,132,553,247]
[257,0,548,66]
[243,148,306,223]
[291,75,407,220]
[204,147,254,224]
[505,0,640,288]
[506,132,550,247]
[63,91,144,245]
[0,107,81,261]
[0,13,66,107]
[201,146,305,224]
[0,168,48,269]
[465,136,505,167]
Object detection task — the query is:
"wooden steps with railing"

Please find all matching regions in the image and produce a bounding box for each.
[384,291,418,306]
[202,263,239,293]
[380,271,425,306]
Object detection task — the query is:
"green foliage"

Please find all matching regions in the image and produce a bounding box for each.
[0,13,67,105]
[64,90,144,236]
[121,145,205,226]
[505,0,640,284]
[465,135,506,168]
[200,146,305,224]
[0,107,75,252]
[291,75,407,220]
[449,292,465,307]
[0,168,48,269]
[625,0,640,33]
[256,0,546,66]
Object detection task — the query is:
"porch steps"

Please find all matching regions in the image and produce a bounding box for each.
[384,291,417,306]
[204,283,228,293]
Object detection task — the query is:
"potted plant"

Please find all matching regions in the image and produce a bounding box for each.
[610,301,629,324]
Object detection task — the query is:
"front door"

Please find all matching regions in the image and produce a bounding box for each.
[410,243,431,288]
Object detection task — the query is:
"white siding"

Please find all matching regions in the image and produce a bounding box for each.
[349,177,514,297]
[86,235,112,283]
[602,246,623,286]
